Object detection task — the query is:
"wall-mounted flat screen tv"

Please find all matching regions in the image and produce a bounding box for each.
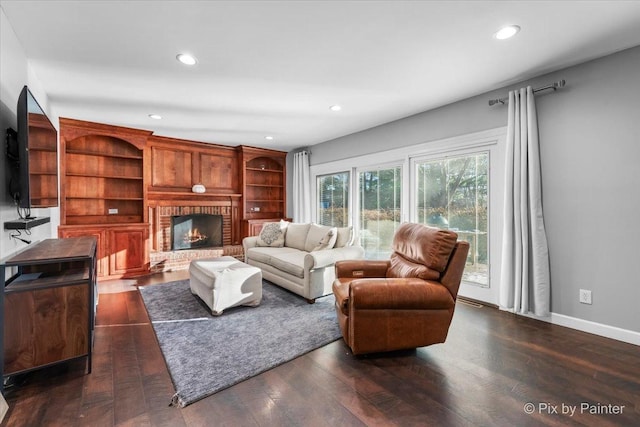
[7,86,58,209]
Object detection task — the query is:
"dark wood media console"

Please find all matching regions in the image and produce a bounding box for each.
[1,237,97,389]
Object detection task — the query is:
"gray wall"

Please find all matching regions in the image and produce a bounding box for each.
[0,8,59,261]
[304,46,640,333]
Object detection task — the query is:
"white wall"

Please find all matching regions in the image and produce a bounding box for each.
[305,46,640,336]
[0,8,59,261]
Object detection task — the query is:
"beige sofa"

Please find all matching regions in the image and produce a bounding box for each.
[243,222,365,302]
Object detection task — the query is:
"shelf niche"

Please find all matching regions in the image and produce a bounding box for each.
[63,134,144,225]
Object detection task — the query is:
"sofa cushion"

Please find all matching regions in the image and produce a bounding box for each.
[246,246,299,265]
[256,221,287,247]
[305,224,337,252]
[392,223,458,273]
[334,226,353,248]
[269,251,308,278]
[285,223,310,251]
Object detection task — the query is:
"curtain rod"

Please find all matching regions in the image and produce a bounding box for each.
[488,79,566,106]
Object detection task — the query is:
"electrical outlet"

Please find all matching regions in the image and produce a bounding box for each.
[579,289,592,305]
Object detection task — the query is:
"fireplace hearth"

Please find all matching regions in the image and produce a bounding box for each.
[171,214,223,250]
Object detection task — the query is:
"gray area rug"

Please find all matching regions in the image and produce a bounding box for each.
[139,279,341,407]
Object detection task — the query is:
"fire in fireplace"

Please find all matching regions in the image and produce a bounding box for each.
[171,214,223,250]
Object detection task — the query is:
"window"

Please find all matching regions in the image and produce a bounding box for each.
[317,172,349,227]
[358,166,402,259]
[310,128,504,304]
[415,152,489,286]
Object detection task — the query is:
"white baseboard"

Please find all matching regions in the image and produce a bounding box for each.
[549,313,640,346]
[512,309,640,346]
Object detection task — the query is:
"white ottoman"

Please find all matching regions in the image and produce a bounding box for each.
[189,256,262,315]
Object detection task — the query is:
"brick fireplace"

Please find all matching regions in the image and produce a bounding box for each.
[148,197,243,272]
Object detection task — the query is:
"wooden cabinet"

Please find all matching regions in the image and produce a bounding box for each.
[146,136,240,196]
[1,237,97,384]
[59,224,149,279]
[59,119,151,278]
[109,226,149,276]
[239,146,288,237]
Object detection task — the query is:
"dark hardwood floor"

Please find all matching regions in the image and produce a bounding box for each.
[2,270,639,426]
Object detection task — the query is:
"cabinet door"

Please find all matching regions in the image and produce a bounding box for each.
[150,147,194,189]
[4,284,89,375]
[108,227,149,277]
[59,228,108,277]
[248,221,265,237]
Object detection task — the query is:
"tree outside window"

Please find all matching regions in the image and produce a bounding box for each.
[416,153,489,286]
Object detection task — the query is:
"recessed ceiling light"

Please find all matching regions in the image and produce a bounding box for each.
[148,114,162,120]
[176,53,198,65]
[329,105,342,112]
[265,136,274,140]
[494,25,521,40]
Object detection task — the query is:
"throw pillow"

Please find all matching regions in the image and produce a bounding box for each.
[256,221,287,247]
[305,224,337,252]
[312,227,338,251]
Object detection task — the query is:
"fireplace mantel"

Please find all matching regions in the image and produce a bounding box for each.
[147,192,242,201]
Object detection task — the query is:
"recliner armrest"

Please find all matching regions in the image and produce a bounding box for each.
[335,260,390,278]
[332,279,350,315]
[349,278,454,310]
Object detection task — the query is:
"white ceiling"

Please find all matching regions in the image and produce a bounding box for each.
[2,1,640,151]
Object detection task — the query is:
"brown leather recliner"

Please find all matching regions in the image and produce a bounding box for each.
[332,222,470,355]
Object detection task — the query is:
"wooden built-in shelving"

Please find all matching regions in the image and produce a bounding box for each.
[57,118,288,276]
[239,146,288,236]
[59,118,151,279]
[62,129,145,226]
[27,113,59,207]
